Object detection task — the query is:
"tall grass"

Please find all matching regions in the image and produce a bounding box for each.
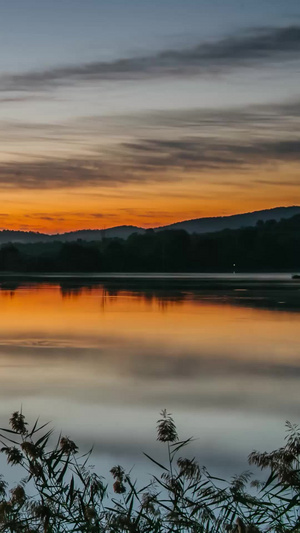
[0,409,299,532]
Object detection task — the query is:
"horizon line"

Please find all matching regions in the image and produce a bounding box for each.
[0,205,299,236]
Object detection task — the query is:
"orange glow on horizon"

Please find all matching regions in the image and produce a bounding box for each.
[0,164,299,233]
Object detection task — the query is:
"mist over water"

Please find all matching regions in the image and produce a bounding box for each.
[0,278,299,482]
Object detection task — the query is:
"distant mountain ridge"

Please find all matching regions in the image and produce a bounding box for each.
[158,206,300,234]
[0,206,299,243]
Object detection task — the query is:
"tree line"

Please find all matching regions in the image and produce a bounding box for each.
[0,214,300,272]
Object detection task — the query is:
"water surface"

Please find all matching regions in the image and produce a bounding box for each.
[0,279,299,482]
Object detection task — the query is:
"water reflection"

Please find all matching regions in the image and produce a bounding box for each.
[0,281,299,479]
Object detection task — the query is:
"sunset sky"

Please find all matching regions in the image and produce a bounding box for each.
[1,0,300,233]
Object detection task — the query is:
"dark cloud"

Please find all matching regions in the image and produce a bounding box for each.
[0,135,299,190]
[40,216,65,221]
[0,95,53,103]
[108,99,300,137]
[2,97,300,147]
[90,213,117,218]
[155,101,300,126]
[1,25,300,91]
[0,154,170,189]
[255,178,300,187]
[0,96,300,190]
[56,98,300,150]
[122,137,300,172]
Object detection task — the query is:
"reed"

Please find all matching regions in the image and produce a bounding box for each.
[0,410,299,532]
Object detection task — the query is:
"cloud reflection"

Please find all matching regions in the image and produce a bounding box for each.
[0,283,298,477]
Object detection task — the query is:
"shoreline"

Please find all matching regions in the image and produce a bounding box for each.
[0,272,299,291]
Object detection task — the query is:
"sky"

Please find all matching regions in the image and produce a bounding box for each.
[0,0,300,232]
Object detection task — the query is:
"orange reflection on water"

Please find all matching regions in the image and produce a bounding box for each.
[0,284,298,364]
[0,283,299,477]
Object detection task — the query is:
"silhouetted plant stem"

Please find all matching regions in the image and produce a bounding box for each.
[0,411,299,531]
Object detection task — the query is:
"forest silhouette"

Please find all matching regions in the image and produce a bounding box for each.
[0,214,299,273]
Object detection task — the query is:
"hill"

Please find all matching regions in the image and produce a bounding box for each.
[52,225,144,242]
[0,206,299,243]
[0,225,144,244]
[159,206,300,234]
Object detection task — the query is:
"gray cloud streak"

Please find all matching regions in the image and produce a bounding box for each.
[0,97,300,190]
[1,25,300,91]
[0,135,299,190]
[122,137,300,173]
[0,154,172,189]
[1,97,300,144]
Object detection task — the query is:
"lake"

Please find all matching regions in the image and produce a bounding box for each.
[0,276,299,484]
